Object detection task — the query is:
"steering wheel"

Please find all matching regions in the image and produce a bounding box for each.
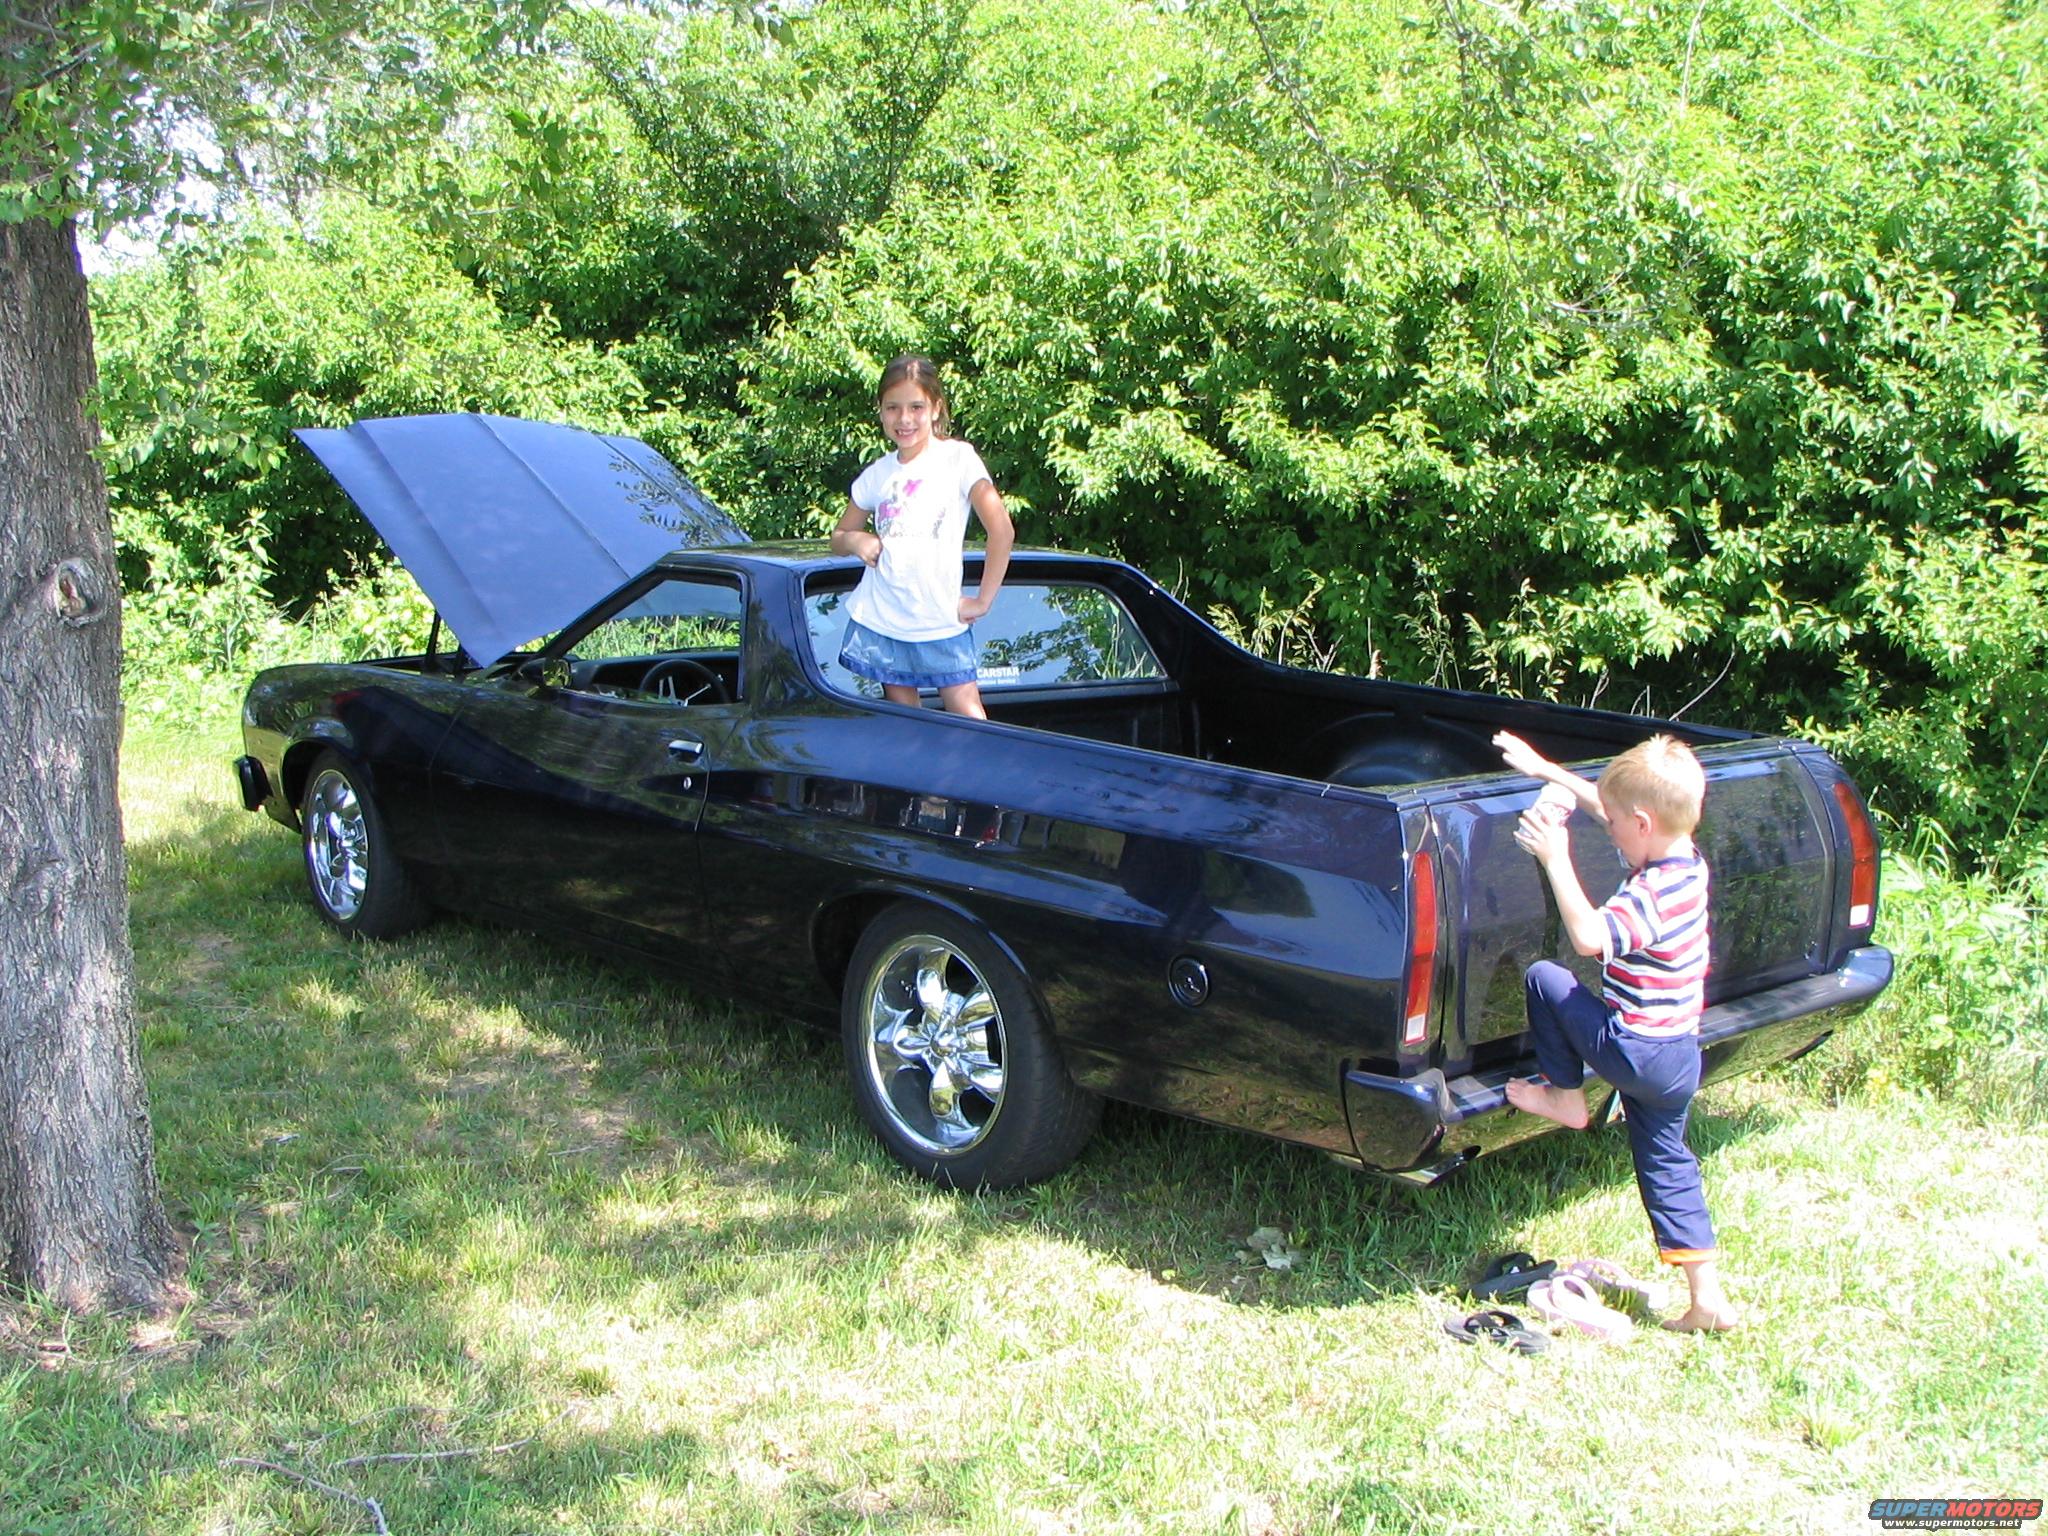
[639,656,730,705]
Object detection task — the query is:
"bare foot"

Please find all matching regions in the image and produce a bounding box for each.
[1662,1305,1740,1333]
[1504,1078,1590,1129]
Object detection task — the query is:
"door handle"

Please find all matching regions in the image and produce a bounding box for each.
[667,737,705,764]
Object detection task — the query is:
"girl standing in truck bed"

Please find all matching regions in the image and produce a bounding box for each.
[831,354,1015,719]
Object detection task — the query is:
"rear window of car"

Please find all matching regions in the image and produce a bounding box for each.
[803,579,1165,697]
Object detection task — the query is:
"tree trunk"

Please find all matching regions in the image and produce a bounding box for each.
[0,214,174,1314]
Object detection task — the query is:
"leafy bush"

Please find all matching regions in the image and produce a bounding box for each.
[1800,850,2048,1125]
[726,0,2048,867]
[297,562,439,662]
[91,194,646,611]
[121,557,435,728]
[91,0,2048,873]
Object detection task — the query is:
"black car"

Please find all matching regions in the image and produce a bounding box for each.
[238,415,1892,1188]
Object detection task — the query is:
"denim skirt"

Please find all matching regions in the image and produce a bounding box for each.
[839,619,980,689]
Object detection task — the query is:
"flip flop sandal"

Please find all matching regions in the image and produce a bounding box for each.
[1469,1251,1558,1302]
[1441,1308,1549,1355]
[1565,1257,1672,1314]
[1528,1274,1634,1342]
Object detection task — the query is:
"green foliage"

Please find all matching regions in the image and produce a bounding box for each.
[123,556,438,727]
[92,196,644,604]
[727,0,2048,866]
[1206,575,1342,671]
[117,506,300,730]
[1,1,558,226]
[558,0,972,325]
[86,0,2048,872]
[302,559,440,661]
[1803,846,2048,1124]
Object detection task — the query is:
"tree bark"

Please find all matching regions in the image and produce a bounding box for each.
[0,213,174,1314]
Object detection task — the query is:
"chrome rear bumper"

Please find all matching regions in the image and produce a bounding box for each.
[1343,945,1894,1182]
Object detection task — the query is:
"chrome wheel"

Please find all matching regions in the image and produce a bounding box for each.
[304,766,368,921]
[841,905,1101,1188]
[297,751,429,939]
[858,933,1007,1156]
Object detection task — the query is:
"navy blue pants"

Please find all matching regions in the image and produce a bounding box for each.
[1524,960,1718,1261]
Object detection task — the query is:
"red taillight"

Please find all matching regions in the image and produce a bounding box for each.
[1831,781,1878,930]
[1403,848,1438,1048]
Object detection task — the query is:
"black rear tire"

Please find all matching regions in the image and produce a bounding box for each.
[841,904,1101,1189]
[299,751,430,939]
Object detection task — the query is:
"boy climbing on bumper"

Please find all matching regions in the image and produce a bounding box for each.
[1493,729,1739,1334]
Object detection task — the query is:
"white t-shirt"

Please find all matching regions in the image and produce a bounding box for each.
[843,437,992,641]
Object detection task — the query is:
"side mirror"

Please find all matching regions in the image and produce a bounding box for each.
[517,656,572,691]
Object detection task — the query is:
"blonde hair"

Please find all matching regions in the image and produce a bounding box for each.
[1599,734,1705,835]
[876,354,952,438]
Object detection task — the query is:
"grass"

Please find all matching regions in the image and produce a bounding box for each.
[5,716,2045,1535]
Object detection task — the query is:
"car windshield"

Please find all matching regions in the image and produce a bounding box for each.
[804,579,1164,698]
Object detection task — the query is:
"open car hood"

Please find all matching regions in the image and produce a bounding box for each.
[296,413,747,664]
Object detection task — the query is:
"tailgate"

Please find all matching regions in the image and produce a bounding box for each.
[1429,744,1839,1066]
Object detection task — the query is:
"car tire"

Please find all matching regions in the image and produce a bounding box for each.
[842,904,1102,1189]
[300,751,430,939]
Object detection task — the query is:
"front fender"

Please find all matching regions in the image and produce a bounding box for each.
[273,722,366,827]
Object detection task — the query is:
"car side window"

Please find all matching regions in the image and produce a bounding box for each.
[804,580,1163,698]
[562,574,745,703]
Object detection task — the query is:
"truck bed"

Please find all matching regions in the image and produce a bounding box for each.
[976,633,1875,1122]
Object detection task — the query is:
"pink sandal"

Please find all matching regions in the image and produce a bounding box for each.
[1565,1257,1672,1314]
[1527,1273,1634,1341]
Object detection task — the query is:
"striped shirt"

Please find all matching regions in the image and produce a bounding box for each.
[1599,851,1710,1037]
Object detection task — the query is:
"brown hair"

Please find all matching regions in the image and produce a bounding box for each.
[876,354,952,437]
[1599,734,1706,835]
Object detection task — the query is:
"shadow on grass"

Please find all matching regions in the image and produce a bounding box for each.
[97,794,1796,1528]
[127,793,1781,1314]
